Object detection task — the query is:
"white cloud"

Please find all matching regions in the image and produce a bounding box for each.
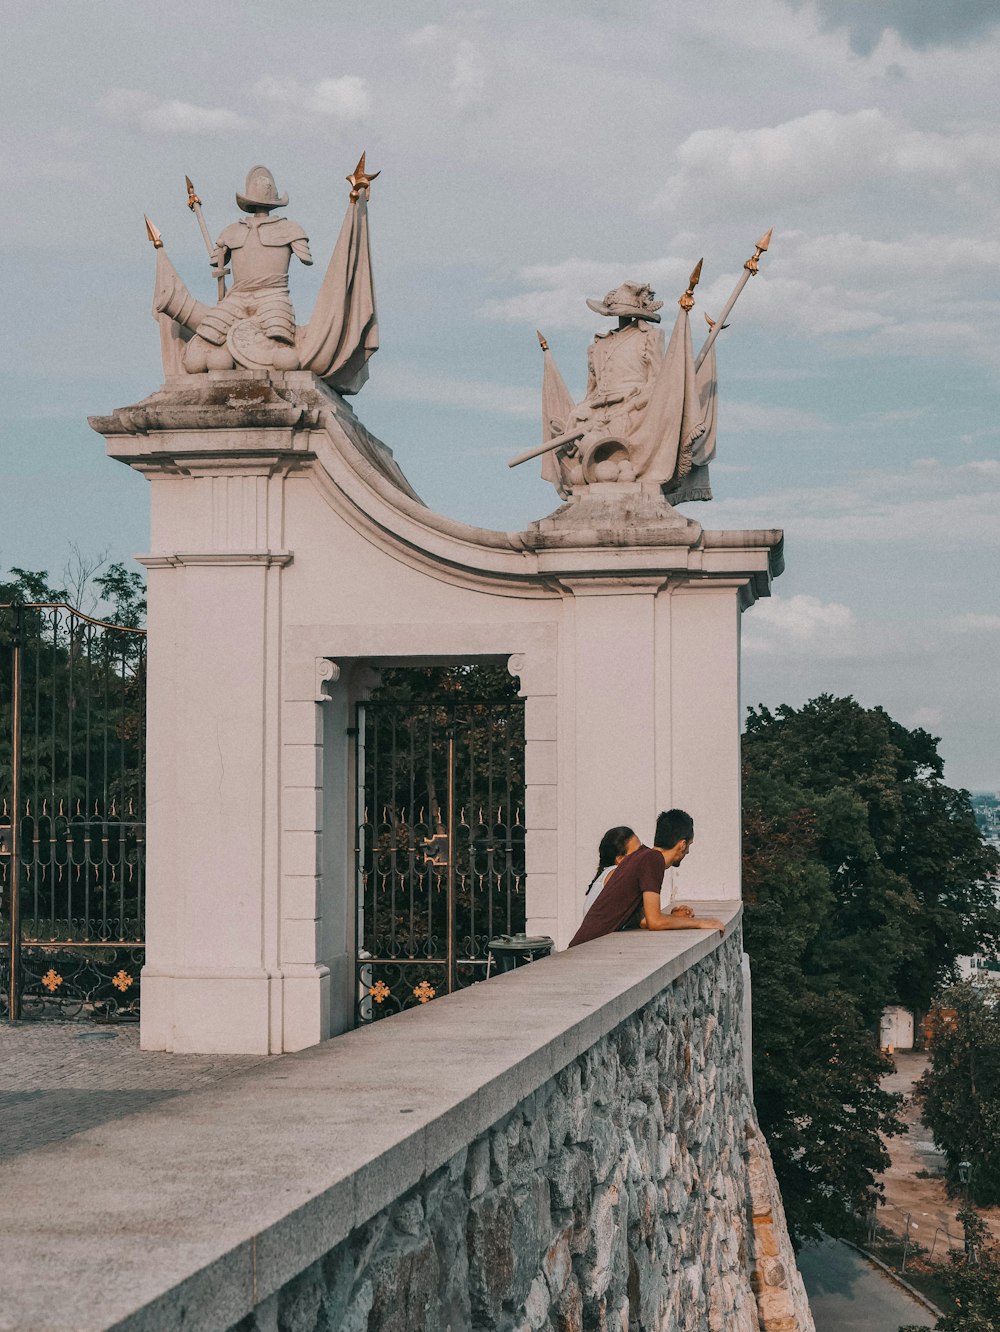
[404,24,446,48]
[961,459,1000,476]
[451,40,487,110]
[702,226,1000,356]
[660,109,1000,211]
[743,593,861,657]
[477,223,1000,358]
[480,256,716,331]
[375,367,535,418]
[708,459,1000,546]
[725,401,831,434]
[254,75,371,122]
[97,89,250,135]
[907,706,944,730]
[950,613,1000,633]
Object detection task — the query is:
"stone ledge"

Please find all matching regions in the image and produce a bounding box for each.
[0,904,740,1332]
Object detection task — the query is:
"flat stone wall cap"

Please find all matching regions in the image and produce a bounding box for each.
[0,905,741,1332]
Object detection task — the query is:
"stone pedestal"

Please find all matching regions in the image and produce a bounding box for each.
[92,372,782,1052]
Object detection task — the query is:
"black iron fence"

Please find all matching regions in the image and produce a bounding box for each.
[355,697,526,1023]
[0,603,146,1021]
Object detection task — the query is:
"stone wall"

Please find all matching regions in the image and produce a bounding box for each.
[232,935,813,1332]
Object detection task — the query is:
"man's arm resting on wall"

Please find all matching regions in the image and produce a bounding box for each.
[642,892,724,934]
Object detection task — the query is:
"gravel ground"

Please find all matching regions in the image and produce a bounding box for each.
[878,1050,1000,1251]
[0,1021,267,1162]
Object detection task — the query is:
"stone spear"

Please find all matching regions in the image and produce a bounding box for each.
[693,229,772,372]
[185,175,227,300]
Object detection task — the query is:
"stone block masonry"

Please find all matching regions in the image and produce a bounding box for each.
[232,931,811,1332]
[0,908,812,1331]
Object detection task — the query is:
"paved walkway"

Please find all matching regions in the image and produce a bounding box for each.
[0,1021,267,1162]
[878,1050,1000,1250]
[798,1238,934,1331]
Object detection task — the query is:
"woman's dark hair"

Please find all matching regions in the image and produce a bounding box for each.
[587,825,637,890]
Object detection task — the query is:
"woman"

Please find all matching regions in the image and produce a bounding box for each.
[582,825,641,912]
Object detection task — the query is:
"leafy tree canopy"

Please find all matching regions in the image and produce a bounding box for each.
[742,695,999,1243]
[371,663,520,705]
[917,984,1000,1206]
[1,561,145,629]
[900,1209,1000,1332]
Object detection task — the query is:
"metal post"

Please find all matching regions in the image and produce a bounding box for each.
[8,607,23,1020]
[446,728,456,996]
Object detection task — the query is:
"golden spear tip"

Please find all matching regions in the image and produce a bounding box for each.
[679,258,703,310]
[536,330,549,351]
[184,174,200,209]
[347,149,381,200]
[745,230,772,275]
[144,214,163,249]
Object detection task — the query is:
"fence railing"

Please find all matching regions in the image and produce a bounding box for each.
[1,603,146,1020]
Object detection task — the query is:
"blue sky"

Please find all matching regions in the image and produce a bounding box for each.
[2,0,998,787]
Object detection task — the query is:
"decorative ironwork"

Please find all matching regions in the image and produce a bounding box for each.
[355,696,526,1024]
[1,603,146,1021]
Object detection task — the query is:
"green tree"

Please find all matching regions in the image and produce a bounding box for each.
[743,783,905,1242]
[900,1210,1000,1332]
[742,695,999,1242]
[917,984,1000,1206]
[94,562,146,629]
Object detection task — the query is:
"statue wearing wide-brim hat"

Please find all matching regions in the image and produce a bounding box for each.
[236,164,289,212]
[585,282,664,324]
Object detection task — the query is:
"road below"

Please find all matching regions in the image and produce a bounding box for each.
[798,1237,934,1331]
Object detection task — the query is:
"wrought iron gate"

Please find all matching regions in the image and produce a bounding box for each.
[355,697,525,1024]
[0,604,146,1021]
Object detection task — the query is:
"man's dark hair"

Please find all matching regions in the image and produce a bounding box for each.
[654,808,694,850]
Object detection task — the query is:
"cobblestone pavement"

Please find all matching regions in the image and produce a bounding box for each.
[0,1021,268,1162]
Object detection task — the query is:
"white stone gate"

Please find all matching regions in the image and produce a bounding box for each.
[92,371,781,1053]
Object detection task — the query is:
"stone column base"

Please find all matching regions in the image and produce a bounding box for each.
[139,964,330,1054]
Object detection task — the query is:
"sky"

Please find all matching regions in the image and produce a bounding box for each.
[1,0,998,788]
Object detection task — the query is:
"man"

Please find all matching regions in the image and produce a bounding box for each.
[568,809,724,947]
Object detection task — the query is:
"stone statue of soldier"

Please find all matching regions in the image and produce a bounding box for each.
[183,165,313,374]
[555,283,666,487]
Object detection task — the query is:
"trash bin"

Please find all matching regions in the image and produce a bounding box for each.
[486,932,554,976]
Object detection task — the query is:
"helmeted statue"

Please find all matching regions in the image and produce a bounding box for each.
[145,155,381,393]
[182,166,312,373]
